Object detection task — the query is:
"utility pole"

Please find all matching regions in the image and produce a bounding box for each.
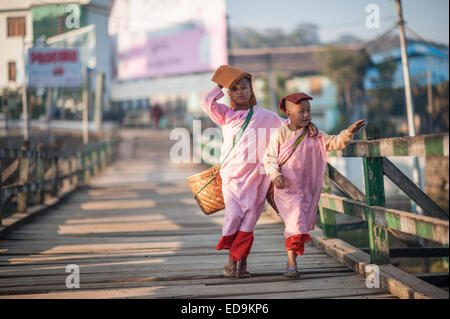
[21,39,29,140]
[82,65,89,144]
[226,14,233,66]
[94,71,104,135]
[395,0,416,137]
[45,87,53,135]
[266,53,278,113]
[426,70,433,132]
[395,0,423,213]
[1,91,8,136]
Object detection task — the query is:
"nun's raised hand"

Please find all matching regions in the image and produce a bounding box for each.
[348,119,366,134]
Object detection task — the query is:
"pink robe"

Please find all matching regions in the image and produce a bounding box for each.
[274,127,327,238]
[202,85,286,260]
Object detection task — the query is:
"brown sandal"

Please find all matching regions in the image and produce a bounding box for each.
[223,264,237,278]
[236,263,251,278]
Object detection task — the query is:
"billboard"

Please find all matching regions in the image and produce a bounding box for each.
[109,0,227,80]
[27,48,82,88]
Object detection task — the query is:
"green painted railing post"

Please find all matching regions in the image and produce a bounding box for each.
[442,244,449,270]
[319,164,338,238]
[362,124,390,264]
[77,151,85,185]
[108,140,113,164]
[89,149,95,177]
[36,143,45,204]
[0,157,3,225]
[51,155,59,197]
[17,141,30,213]
[96,146,102,173]
[101,143,107,170]
[84,150,91,182]
[91,148,97,176]
[67,155,72,187]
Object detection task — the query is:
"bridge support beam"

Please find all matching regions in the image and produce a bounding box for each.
[362,124,390,264]
[319,165,338,238]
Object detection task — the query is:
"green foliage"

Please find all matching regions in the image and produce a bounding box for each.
[259,73,289,118]
[230,23,320,49]
[320,45,372,130]
[411,80,449,134]
[365,57,398,137]
[32,5,86,41]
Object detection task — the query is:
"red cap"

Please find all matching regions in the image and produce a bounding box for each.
[279,93,313,113]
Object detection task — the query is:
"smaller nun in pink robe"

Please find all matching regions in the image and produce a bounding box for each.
[201,67,286,261]
[263,93,356,256]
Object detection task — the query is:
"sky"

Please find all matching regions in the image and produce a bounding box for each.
[227,0,449,45]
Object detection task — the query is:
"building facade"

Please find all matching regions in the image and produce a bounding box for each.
[0,0,111,119]
[0,1,34,92]
[364,41,449,90]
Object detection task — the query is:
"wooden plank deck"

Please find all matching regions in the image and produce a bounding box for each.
[0,129,398,299]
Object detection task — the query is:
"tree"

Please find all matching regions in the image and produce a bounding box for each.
[365,57,399,136]
[334,34,363,45]
[260,73,288,117]
[320,46,372,131]
[229,23,320,49]
[290,23,319,46]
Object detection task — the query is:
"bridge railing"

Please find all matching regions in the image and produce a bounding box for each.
[0,136,120,225]
[318,123,449,266]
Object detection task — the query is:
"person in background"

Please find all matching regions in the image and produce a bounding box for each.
[152,103,163,128]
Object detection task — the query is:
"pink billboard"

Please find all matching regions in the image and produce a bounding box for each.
[109,0,227,80]
[118,28,211,80]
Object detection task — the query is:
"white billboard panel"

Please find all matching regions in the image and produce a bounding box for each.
[28,48,82,88]
[109,0,227,80]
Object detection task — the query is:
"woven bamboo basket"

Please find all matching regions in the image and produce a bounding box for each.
[187,165,225,215]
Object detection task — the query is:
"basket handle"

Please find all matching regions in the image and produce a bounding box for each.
[194,107,253,199]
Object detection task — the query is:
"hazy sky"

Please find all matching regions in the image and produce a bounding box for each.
[227,0,449,45]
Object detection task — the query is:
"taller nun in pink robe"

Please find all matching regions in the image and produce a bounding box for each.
[263,97,356,256]
[201,84,286,261]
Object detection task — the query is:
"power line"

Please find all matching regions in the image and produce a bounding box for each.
[404,25,449,57]
[317,15,397,30]
[362,24,397,50]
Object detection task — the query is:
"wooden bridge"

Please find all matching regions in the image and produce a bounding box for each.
[0,128,448,299]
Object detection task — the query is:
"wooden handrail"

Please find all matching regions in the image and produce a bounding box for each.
[0,136,120,224]
[318,125,449,265]
[319,193,449,245]
[382,158,448,220]
[327,133,449,158]
[0,139,118,160]
[327,162,425,248]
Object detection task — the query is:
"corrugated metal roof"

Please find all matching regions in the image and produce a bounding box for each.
[229,44,365,77]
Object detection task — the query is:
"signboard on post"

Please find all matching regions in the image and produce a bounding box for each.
[27,48,82,88]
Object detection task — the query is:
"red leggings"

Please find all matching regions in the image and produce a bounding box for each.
[216,231,254,261]
[285,234,312,256]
